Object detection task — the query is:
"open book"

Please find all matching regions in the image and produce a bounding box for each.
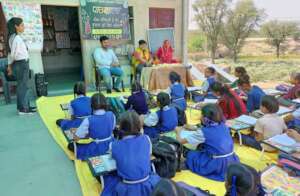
[63,130,74,141]
[263,89,285,96]
[88,154,117,176]
[264,134,299,154]
[235,115,257,126]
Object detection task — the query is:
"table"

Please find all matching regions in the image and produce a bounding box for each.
[140,64,194,91]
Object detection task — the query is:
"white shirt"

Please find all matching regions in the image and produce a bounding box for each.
[9,34,29,63]
[93,47,119,69]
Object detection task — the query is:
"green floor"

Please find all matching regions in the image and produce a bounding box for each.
[0,101,81,196]
[46,72,81,96]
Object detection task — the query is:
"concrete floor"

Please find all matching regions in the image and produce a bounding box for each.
[0,101,81,196]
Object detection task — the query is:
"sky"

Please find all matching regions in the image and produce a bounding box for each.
[189,0,300,29]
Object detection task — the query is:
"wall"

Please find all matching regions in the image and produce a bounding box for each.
[0,0,185,85]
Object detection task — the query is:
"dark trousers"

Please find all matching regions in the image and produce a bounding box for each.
[136,63,146,82]
[13,60,30,110]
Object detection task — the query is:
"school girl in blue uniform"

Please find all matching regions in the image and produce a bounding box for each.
[67,93,115,160]
[101,111,160,196]
[124,82,149,115]
[176,104,239,181]
[56,82,92,131]
[167,71,187,110]
[143,92,178,138]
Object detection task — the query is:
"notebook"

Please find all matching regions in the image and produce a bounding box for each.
[277,106,293,116]
[235,115,257,126]
[203,99,218,104]
[226,120,252,130]
[187,86,202,92]
[88,154,117,176]
[60,103,69,111]
[263,88,284,96]
[263,134,298,154]
[292,99,300,104]
[63,130,74,142]
[261,165,300,195]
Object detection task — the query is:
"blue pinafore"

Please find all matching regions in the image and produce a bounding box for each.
[76,111,115,160]
[101,135,160,196]
[60,96,92,130]
[186,123,240,181]
[170,83,187,110]
[143,106,178,138]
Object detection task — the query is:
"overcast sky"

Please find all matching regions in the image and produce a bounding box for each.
[189,0,300,29]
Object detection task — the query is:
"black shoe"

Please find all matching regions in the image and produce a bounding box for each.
[113,88,121,92]
[30,106,37,112]
[56,119,63,127]
[107,89,112,94]
[18,109,36,115]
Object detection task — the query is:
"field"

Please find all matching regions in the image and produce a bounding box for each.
[188,31,300,84]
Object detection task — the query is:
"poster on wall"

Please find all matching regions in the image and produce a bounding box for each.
[80,0,130,40]
[2,1,43,51]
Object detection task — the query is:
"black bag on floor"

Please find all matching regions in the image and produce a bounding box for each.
[152,136,183,178]
[177,181,215,196]
[35,73,48,97]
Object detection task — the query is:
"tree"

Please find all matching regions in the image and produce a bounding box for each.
[222,0,264,62]
[193,0,230,63]
[261,20,299,58]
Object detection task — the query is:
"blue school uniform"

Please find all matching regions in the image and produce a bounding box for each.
[101,135,160,196]
[170,82,187,110]
[75,110,115,160]
[186,122,240,181]
[125,91,149,115]
[144,106,178,138]
[60,96,92,130]
[246,85,266,112]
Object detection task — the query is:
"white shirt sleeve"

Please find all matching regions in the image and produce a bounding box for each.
[185,129,206,146]
[75,118,89,138]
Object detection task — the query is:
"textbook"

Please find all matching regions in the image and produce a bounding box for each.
[88,154,117,176]
[203,98,218,104]
[234,115,257,126]
[252,106,293,117]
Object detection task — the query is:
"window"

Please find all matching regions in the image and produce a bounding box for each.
[149,8,175,29]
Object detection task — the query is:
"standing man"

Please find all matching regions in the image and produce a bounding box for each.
[93,36,123,94]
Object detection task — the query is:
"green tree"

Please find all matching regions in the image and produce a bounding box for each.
[222,0,264,62]
[261,20,299,58]
[193,0,229,63]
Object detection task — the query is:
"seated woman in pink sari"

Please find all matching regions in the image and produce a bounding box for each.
[156,40,179,64]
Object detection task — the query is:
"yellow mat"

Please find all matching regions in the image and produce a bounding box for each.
[37,94,277,196]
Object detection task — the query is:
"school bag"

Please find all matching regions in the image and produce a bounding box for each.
[170,103,187,126]
[106,97,126,120]
[176,182,214,196]
[151,136,183,178]
[35,73,48,97]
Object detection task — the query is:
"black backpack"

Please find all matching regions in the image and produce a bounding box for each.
[152,136,183,178]
[35,73,48,97]
[171,103,187,126]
